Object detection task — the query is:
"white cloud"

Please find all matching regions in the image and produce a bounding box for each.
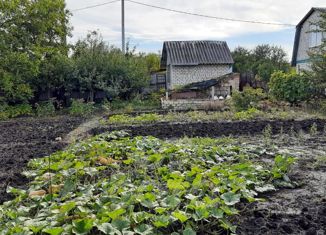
[66,0,326,54]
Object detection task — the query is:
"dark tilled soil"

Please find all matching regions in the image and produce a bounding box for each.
[92,119,326,138]
[0,116,84,204]
[235,137,326,235]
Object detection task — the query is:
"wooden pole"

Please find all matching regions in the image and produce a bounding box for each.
[121,0,125,54]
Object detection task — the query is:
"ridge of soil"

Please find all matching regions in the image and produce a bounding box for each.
[91,118,326,138]
[0,116,85,204]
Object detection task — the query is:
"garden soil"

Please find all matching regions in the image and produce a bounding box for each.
[1,117,325,234]
[0,116,84,204]
[235,136,326,235]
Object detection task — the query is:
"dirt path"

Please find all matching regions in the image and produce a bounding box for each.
[63,116,101,143]
[0,116,85,204]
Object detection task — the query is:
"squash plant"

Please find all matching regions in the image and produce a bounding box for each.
[0,131,295,235]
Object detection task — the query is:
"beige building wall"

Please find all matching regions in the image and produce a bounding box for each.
[168,65,232,89]
[296,11,323,72]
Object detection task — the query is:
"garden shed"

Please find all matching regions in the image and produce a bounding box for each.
[170,73,240,100]
[160,40,234,90]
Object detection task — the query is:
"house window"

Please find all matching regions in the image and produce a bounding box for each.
[309,24,325,48]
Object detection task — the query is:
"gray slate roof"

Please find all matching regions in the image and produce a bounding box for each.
[161,41,233,68]
[292,7,326,66]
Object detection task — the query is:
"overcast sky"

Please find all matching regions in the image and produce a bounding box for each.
[65,0,326,59]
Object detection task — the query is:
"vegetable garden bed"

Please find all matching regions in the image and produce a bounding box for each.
[0,116,325,234]
[93,118,326,139]
[0,131,296,234]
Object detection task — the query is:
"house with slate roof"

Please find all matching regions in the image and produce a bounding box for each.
[292,7,326,72]
[160,40,234,90]
[151,41,240,109]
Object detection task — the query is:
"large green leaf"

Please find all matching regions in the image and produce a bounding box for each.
[72,218,94,235]
[97,223,121,235]
[152,215,170,228]
[134,224,153,235]
[221,192,241,206]
[107,208,126,220]
[43,227,64,235]
[172,210,189,223]
[60,201,76,214]
[211,208,224,219]
[183,227,196,235]
[162,195,181,208]
[111,219,130,232]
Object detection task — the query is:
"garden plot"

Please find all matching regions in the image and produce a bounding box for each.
[2,129,325,235]
[225,134,326,234]
[0,116,84,204]
[0,116,325,235]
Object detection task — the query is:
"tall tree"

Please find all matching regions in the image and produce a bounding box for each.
[0,0,71,103]
[70,31,149,101]
[232,47,254,73]
[232,45,290,85]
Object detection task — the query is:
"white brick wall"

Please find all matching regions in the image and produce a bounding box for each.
[168,65,232,89]
[161,99,225,110]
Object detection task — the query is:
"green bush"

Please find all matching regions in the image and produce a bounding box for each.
[233,107,262,120]
[35,100,56,117]
[0,103,33,120]
[69,99,95,116]
[269,71,312,104]
[232,87,265,111]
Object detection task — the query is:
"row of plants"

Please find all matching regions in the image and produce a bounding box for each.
[0,131,295,234]
[105,108,322,126]
[0,99,96,120]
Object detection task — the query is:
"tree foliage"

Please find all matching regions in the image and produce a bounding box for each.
[0,1,153,105]
[144,53,161,73]
[232,45,290,83]
[0,0,71,103]
[68,31,150,100]
[269,71,312,104]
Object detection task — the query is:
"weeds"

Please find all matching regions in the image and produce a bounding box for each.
[0,103,33,120]
[313,155,326,169]
[310,123,318,136]
[69,99,95,116]
[35,100,56,117]
[298,129,305,143]
[262,124,272,146]
[279,126,284,142]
